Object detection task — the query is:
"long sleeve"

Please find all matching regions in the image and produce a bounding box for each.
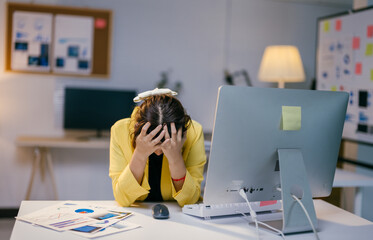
[109,119,150,207]
[170,121,207,207]
[109,118,207,207]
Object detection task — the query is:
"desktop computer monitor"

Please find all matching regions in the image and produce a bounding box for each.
[64,87,137,137]
[202,86,348,233]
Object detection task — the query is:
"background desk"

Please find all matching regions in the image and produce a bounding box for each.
[16,136,209,201]
[333,168,373,216]
[10,200,373,240]
[16,136,110,200]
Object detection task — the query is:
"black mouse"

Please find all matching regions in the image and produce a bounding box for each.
[152,203,169,219]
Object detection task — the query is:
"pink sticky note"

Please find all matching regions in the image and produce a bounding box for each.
[368,25,373,38]
[355,62,362,75]
[335,19,342,31]
[353,37,360,50]
[260,200,278,207]
[95,18,107,29]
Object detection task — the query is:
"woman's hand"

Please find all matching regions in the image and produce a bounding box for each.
[133,122,165,161]
[162,123,187,191]
[161,123,186,165]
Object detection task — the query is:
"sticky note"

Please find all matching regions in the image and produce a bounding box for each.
[367,25,373,38]
[323,21,330,32]
[335,19,342,31]
[95,18,107,29]
[352,37,360,50]
[366,43,373,56]
[355,62,362,75]
[331,86,337,91]
[260,200,278,207]
[371,69,373,81]
[281,106,301,131]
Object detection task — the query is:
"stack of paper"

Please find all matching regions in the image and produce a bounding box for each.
[16,201,140,238]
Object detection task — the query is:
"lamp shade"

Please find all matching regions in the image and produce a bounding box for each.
[258,45,305,88]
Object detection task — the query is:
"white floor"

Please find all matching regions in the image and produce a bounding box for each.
[0,218,16,240]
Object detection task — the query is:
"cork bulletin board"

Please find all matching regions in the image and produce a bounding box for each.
[5,3,112,78]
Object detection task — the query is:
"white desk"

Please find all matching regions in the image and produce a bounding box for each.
[333,168,373,216]
[10,200,373,240]
[16,136,373,217]
[16,136,110,200]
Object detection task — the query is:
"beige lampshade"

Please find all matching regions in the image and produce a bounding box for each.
[258,45,305,88]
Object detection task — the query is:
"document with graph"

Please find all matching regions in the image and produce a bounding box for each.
[16,201,140,238]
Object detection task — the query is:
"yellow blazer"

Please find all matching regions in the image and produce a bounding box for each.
[109,112,206,207]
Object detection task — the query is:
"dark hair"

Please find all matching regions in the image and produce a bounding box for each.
[131,95,191,148]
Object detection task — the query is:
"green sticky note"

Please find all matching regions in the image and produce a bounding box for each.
[282,106,301,131]
[366,43,373,56]
[323,21,330,32]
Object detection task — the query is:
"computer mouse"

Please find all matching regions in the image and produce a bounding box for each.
[152,203,169,219]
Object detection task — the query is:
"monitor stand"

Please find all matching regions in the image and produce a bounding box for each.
[273,148,318,234]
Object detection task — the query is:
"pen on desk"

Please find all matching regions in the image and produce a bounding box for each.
[90,227,104,234]
[90,223,114,234]
[90,220,119,234]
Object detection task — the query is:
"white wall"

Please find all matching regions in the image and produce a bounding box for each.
[0,0,345,207]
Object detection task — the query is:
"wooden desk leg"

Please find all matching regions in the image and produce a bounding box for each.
[354,187,363,217]
[25,147,41,200]
[45,148,59,200]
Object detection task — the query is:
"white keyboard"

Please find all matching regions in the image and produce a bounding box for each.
[182,201,283,220]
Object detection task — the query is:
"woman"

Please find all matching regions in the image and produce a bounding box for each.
[109,88,206,207]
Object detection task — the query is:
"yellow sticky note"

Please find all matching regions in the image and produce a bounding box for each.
[366,43,373,56]
[323,21,330,32]
[371,69,373,81]
[331,86,337,91]
[282,106,301,131]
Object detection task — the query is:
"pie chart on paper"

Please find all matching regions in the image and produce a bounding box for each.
[75,208,94,214]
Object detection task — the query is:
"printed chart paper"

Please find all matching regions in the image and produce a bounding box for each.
[53,15,94,75]
[71,221,140,239]
[16,201,138,238]
[11,11,52,72]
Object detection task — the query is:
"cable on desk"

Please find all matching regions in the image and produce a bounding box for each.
[239,189,259,239]
[236,210,286,240]
[291,194,320,240]
[276,187,320,240]
[239,188,286,239]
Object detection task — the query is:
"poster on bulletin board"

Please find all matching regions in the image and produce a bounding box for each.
[11,11,53,72]
[53,15,94,75]
[317,7,373,144]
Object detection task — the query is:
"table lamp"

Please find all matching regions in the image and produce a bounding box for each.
[258,45,305,88]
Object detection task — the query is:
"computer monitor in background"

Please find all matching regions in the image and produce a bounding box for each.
[63,87,137,138]
[203,86,348,234]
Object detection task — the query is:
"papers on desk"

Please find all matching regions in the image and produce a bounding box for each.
[71,221,139,239]
[16,201,140,238]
